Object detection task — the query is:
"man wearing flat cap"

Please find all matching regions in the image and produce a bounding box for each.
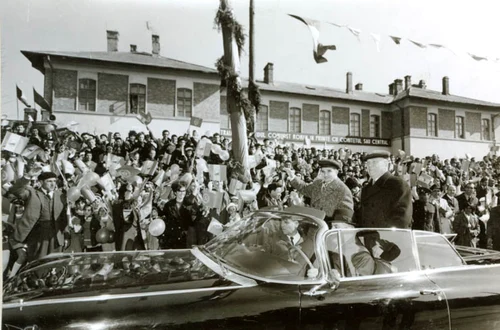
[360,151,412,228]
[9,171,69,263]
[284,159,354,226]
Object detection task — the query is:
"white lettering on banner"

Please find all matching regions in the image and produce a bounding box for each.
[220,130,391,146]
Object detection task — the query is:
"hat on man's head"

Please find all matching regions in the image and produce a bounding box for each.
[317,159,341,170]
[417,187,431,195]
[362,150,391,162]
[38,171,58,181]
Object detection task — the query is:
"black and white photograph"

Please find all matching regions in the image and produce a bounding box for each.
[2,0,500,328]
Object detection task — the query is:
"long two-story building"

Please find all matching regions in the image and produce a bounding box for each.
[21,30,500,158]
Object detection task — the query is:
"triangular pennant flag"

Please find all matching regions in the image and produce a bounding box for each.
[16,85,30,108]
[328,22,345,28]
[370,33,381,52]
[346,26,361,41]
[190,116,203,127]
[428,43,446,49]
[409,39,427,48]
[389,36,402,45]
[289,14,336,64]
[1,132,29,154]
[33,88,51,111]
[468,53,488,61]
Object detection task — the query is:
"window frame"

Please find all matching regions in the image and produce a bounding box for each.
[319,110,331,135]
[177,88,193,118]
[370,115,380,138]
[455,116,464,139]
[482,118,491,141]
[350,113,360,137]
[427,113,438,137]
[78,78,96,112]
[289,107,301,133]
[129,83,146,115]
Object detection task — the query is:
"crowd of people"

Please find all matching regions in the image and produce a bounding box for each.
[3,119,500,278]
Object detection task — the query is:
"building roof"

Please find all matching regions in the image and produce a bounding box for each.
[21,50,218,75]
[393,86,500,108]
[242,79,394,105]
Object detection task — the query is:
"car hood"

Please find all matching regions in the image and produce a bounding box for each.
[3,249,221,304]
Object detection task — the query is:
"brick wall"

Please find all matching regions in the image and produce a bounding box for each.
[381,111,392,139]
[97,73,128,114]
[53,69,77,111]
[44,70,53,106]
[269,101,288,132]
[392,109,402,137]
[303,103,319,134]
[438,108,455,139]
[403,107,411,136]
[409,106,427,136]
[147,78,175,117]
[332,106,349,136]
[194,83,220,121]
[220,95,229,129]
[466,111,481,140]
[362,109,370,137]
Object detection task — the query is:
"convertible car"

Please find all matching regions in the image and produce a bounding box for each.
[4,206,500,329]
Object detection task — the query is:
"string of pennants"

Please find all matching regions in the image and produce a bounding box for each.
[288,14,500,64]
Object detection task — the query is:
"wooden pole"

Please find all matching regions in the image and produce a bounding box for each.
[249,0,256,133]
[220,0,249,179]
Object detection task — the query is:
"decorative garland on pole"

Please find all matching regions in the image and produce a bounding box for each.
[214,5,261,132]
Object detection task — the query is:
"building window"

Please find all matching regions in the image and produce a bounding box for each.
[319,110,331,135]
[455,116,464,139]
[482,118,491,140]
[130,84,146,114]
[257,105,268,131]
[289,107,301,133]
[177,88,192,117]
[350,113,360,136]
[78,79,96,111]
[370,115,380,138]
[427,113,437,137]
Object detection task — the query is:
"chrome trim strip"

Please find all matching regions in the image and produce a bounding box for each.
[3,284,253,310]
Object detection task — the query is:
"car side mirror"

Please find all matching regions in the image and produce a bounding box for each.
[303,269,340,297]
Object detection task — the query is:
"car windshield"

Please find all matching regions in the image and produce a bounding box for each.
[203,210,327,282]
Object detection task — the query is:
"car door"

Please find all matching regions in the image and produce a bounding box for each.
[299,229,450,330]
[415,232,500,329]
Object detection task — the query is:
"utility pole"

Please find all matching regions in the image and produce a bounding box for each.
[219,0,250,179]
[249,0,256,132]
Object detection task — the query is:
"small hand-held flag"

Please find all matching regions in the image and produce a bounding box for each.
[136,111,152,125]
[288,14,336,64]
[16,85,31,108]
[33,88,51,111]
[190,116,203,127]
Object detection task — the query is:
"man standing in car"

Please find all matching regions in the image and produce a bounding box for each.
[360,151,412,228]
[284,159,354,227]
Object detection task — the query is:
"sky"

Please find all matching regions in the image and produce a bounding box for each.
[2,0,500,120]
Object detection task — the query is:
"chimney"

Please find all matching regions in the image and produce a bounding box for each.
[355,83,363,91]
[389,83,395,95]
[130,44,137,53]
[442,76,450,95]
[152,34,160,55]
[419,80,427,89]
[264,63,274,84]
[346,72,353,94]
[404,75,411,90]
[394,79,403,94]
[106,30,119,52]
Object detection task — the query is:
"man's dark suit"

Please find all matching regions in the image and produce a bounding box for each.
[456,193,478,212]
[360,172,412,228]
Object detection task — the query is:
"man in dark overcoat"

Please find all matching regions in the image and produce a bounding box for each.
[359,151,412,228]
[10,172,69,263]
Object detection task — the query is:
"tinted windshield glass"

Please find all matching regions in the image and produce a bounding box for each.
[204,211,325,281]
